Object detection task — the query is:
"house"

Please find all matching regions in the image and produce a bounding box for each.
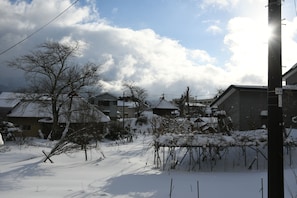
[211,85,268,131]
[183,101,206,117]
[152,97,179,117]
[6,99,51,137]
[89,93,118,120]
[211,85,297,131]
[283,63,297,85]
[196,98,214,106]
[173,96,206,117]
[211,63,297,131]
[0,92,25,120]
[3,93,110,137]
[90,92,147,119]
[117,99,138,118]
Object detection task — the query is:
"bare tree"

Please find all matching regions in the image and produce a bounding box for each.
[214,88,225,99]
[123,82,148,117]
[9,41,100,140]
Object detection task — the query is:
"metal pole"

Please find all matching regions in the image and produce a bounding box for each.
[122,92,125,130]
[268,1,284,198]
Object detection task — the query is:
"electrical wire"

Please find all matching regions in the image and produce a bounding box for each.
[0,0,80,56]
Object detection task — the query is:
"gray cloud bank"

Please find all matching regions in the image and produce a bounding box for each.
[1,0,296,99]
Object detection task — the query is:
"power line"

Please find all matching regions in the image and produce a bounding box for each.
[0,0,80,56]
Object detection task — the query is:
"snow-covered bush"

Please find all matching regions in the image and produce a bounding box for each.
[136,115,148,126]
[105,121,125,140]
[156,117,193,136]
[0,121,22,142]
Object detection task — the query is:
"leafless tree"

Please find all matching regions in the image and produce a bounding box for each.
[123,82,148,117]
[9,41,100,140]
[214,88,225,99]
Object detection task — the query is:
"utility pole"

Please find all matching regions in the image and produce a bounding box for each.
[122,92,125,130]
[186,86,190,115]
[268,0,284,198]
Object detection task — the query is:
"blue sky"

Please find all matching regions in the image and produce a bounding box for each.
[1,0,297,99]
[95,0,230,62]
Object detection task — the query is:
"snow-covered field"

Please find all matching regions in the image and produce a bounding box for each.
[1,133,297,198]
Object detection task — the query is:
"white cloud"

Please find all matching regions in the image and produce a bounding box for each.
[282,17,297,70]
[0,0,251,98]
[206,25,222,35]
[1,0,297,100]
[221,0,297,84]
[201,0,239,9]
[223,17,269,84]
[86,26,226,98]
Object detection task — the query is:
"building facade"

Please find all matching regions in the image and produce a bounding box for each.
[89,93,118,120]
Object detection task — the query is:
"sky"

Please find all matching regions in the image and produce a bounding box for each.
[0,0,297,100]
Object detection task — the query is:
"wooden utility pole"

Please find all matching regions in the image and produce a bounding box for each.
[122,92,125,130]
[267,0,284,198]
[186,86,190,115]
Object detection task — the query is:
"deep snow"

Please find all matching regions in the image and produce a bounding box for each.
[1,133,297,198]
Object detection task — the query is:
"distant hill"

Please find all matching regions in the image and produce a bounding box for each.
[0,84,27,93]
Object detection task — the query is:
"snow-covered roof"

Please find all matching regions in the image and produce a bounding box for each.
[0,92,51,108]
[7,100,51,118]
[185,102,205,107]
[7,96,110,123]
[0,92,24,108]
[0,92,26,99]
[153,98,178,110]
[63,97,110,123]
[0,99,20,108]
[93,92,118,101]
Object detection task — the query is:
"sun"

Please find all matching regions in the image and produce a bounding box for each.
[259,25,276,44]
[267,25,275,40]
[267,21,283,42]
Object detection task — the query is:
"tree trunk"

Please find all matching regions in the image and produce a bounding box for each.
[49,99,61,140]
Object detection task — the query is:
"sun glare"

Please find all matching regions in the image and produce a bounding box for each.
[267,25,274,40]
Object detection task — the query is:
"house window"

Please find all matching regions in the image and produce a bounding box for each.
[98,101,110,106]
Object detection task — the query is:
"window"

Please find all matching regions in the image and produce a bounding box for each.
[98,101,110,106]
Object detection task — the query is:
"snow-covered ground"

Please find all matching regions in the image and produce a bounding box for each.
[1,133,297,198]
